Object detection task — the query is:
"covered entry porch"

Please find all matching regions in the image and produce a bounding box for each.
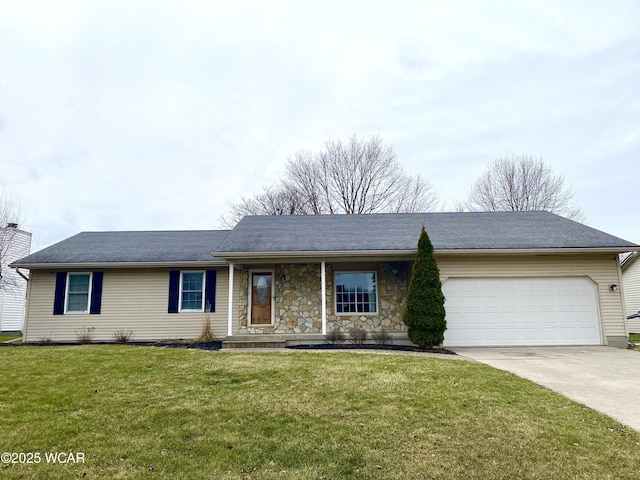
[223,259,412,344]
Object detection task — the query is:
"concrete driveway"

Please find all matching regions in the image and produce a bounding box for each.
[451,346,640,431]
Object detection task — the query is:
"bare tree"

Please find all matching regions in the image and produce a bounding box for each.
[220,135,439,227]
[0,191,23,292]
[219,185,306,229]
[463,155,586,222]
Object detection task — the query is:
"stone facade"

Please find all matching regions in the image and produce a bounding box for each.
[327,262,409,333]
[237,262,410,335]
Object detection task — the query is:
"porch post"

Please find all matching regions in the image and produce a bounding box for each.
[321,260,327,335]
[227,262,234,336]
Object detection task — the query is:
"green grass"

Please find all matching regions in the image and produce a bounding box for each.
[0,334,22,343]
[1,347,639,479]
[629,333,640,343]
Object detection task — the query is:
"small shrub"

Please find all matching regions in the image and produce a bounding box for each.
[348,326,368,345]
[195,314,216,343]
[326,329,346,344]
[39,337,53,345]
[75,326,95,344]
[113,329,133,344]
[372,327,393,346]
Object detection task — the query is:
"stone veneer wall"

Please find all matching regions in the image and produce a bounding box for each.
[237,262,410,334]
[327,262,409,333]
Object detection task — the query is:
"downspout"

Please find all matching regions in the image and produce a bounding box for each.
[10,265,30,340]
[617,256,628,338]
[14,267,29,283]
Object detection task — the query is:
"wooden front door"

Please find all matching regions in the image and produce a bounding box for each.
[251,272,273,325]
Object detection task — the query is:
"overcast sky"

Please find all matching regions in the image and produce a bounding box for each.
[1,0,638,252]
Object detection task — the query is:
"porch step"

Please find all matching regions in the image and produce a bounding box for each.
[222,340,287,349]
[221,333,327,349]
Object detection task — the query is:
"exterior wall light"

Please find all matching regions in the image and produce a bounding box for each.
[609,284,619,291]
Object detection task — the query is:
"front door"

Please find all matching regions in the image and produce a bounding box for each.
[250,272,273,325]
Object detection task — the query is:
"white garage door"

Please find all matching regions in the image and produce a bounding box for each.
[443,277,602,347]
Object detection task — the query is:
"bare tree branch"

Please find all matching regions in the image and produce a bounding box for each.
[463,155,586,222]
[220,134,440,227]
[0,190,23,292]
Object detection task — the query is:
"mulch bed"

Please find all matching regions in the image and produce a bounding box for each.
[287,343,456,354]
[155,341,223,351]
[1,340,454,354]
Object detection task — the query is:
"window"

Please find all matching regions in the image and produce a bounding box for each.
[168,270,216,314]
[180,271,204,311]
[335,272,377,314]
[65,273,92,313]
[53,271,103,315]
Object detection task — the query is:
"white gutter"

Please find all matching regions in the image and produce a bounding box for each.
[10,260,226,270]
[10,247,636,270]
[215,247,636,260]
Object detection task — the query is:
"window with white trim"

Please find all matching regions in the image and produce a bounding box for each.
[335,272,377,314]
[180,271,205,311]
[65,273,92,313]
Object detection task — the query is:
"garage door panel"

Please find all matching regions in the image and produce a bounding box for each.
[443,277,601,347]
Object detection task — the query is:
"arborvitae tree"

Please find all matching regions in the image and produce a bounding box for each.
[402,226,446,348]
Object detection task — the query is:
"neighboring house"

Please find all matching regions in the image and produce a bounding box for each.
[622,251,640,333]
[11,212,639,347]
[1,224,32,333]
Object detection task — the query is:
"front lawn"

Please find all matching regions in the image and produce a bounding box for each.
[629,333,640,344]
[0,334,22,343]
[1,346,639,479]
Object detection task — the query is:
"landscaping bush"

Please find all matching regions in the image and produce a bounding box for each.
[402,226,446,348]
[348,326,368,345]
[372,327,393,345]
[113,329,133,344]
[75,326,95,344]
[195,313,217,343]
[326,329,346,344]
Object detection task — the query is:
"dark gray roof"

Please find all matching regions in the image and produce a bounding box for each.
[12,212,638,268]
[13,230,230,267]
[214,212,638,254]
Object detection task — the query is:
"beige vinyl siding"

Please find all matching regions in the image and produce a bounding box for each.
[436,253,627,342]
[23,253,628,344]
[623,256,640,332]
[24,268,228,342]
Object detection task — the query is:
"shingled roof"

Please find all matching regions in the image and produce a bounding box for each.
[12,212,638,268]
[12,230,229,268]
[214,211,638,256]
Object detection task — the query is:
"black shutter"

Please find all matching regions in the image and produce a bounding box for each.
[90,271,104,314]
[168,270,180,313]
[53,272,67,315]
[205,270,216,312]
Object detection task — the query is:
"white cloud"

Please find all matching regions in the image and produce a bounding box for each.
[0,0,638,249]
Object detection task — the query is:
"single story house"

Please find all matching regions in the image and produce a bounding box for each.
[11,212,638,348]
[622,251,640,333]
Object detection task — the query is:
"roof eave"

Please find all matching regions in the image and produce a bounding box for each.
[10,260,227,270]
[621,251,640,270]
[216,246,634,260]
